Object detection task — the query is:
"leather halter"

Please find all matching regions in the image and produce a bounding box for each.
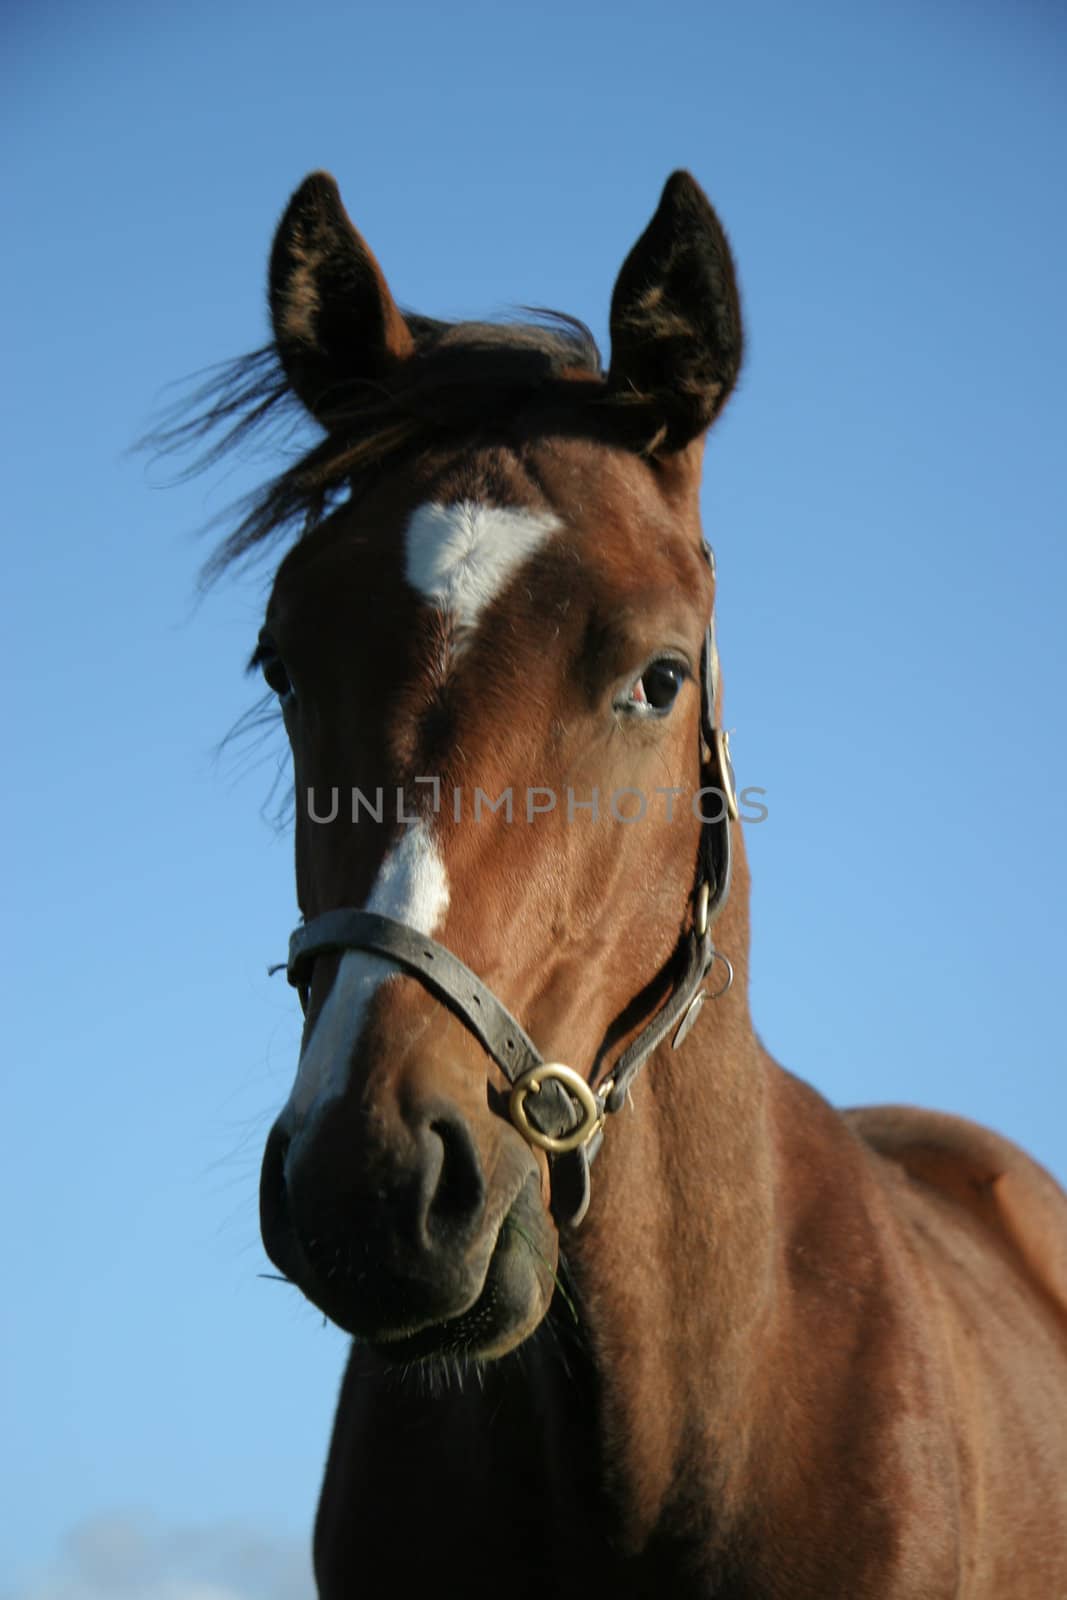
[282,550,736,1227]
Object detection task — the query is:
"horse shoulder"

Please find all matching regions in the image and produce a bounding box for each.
[844,1104,1067,1333]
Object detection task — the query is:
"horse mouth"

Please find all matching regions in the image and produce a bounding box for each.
[370,1193,558,1362]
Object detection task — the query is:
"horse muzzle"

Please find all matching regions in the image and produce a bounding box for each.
[259,1100,556,1355]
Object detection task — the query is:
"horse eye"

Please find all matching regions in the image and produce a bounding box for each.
[629,660,686,714]
[259,649,293,702]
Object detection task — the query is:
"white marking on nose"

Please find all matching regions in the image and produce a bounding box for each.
[281,821,450,1128]
[281,502,558,1136]
[405,500,561,643]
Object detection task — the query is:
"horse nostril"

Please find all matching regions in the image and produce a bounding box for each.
[424,1111,487,1245]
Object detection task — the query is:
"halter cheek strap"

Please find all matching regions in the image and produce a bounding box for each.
[282,590,736,1228]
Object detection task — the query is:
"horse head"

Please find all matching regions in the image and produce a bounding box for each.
[255,170,744,1360]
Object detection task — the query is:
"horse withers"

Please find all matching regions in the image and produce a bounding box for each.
[205,172,1067,1596]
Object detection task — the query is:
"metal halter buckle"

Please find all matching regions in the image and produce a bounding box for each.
[509,1063,604,1154]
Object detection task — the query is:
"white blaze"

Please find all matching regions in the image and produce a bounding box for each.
[280,500,562,1132]
[405,500,561,642]
[281,821,450,1126]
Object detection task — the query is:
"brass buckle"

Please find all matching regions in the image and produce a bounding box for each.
[509,1063,604,1154]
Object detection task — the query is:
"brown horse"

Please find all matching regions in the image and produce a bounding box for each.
[206,172,1067,1596]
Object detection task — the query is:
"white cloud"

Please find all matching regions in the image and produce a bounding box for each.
[5,1512,312,1600]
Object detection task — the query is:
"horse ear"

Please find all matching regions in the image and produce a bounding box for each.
[269,172,415,428]
[608,172,743,451]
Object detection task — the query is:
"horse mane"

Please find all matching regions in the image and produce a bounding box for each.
[148,313,604,584]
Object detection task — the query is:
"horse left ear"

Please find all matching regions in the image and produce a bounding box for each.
[269,172,415,428]
[608,172,743,451]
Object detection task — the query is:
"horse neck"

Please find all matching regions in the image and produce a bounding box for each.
[561,824,778,1538]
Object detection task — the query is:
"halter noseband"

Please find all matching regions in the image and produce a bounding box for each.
[282,563,736,1228]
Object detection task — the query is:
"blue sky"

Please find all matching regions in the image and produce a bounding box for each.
[4,1,1065,1594]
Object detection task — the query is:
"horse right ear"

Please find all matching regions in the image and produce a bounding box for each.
[269,173,415,429]
[608,172,743,451]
